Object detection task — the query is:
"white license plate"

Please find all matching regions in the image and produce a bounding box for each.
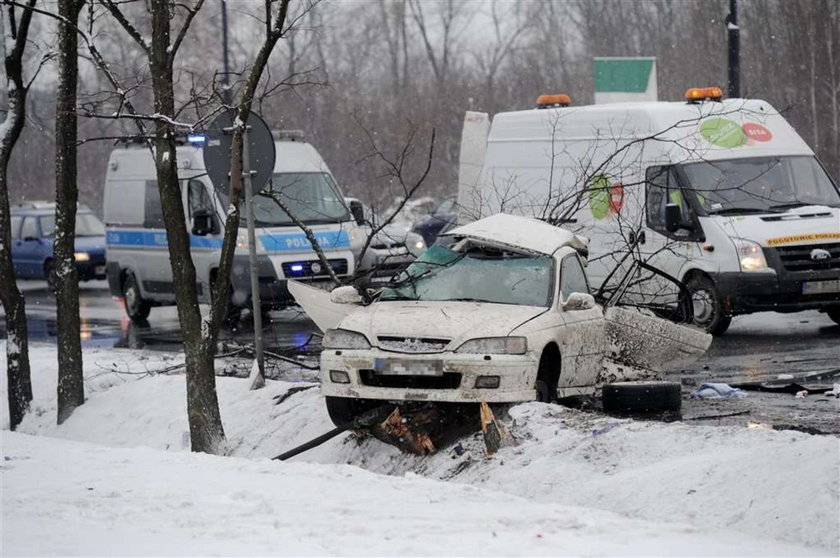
[802,279,840,295]
[374,358,443,376]
[95,265,106,275]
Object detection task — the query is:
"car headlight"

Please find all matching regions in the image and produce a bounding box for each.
[406,232,427,257]
[733,238,768,272]
[322,328,371,350]
[74,252,90,262]
[455,337,527,355]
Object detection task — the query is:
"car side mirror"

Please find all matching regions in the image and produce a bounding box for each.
[563,292,596,311]
[348,200,365,226]
[330,285,363,305]
[191,210,218,236]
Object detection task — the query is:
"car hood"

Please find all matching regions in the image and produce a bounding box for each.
[710,206,840,246]
[74,235,106,253]
[338,300,547,351]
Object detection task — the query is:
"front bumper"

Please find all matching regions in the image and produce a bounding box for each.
[320,349,539,403]
[76,257,107,281]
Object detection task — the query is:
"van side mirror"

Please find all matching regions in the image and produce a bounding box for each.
[348,200,365,226]
[191,209,219,236]
[665,203,682,233]
[563,292,596,311]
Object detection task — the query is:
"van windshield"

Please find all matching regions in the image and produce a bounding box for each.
[251,172,351,226]
[678,156,840,215]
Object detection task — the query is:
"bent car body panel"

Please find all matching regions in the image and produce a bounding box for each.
[447,213,589,256]
[287,280,357,332]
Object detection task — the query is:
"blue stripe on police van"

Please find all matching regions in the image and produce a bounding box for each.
[106,229,223,249]
[259,230,350,252]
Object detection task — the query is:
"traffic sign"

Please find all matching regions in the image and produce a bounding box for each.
[202,109,276,195]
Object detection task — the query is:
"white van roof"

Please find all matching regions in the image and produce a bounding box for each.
[488,98,813,163]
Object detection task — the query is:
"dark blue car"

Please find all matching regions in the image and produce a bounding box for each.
[410,195,458,246]
[10,203,107,286]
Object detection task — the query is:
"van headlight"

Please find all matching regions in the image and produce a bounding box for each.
[733,238,768,272]
[322,329,371,350]
[74,252,90,262]
[455,337,527,355]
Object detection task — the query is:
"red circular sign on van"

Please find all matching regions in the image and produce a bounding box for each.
[742,123,772,142]
[609,184,624,214]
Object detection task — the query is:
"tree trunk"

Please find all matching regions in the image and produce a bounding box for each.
[54,0,86,425]
[1,1,36,430]
[149,0,225,454]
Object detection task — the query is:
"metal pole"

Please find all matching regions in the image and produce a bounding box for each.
[243,127,265,386]
[727,0,740,98]
[221,0,231,105]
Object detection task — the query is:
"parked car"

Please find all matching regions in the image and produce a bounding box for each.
[346,198,427,282]
[410,195,458,246]
[10,202,107,286]
[288,213,712,425]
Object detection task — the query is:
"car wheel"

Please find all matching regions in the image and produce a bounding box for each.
[535,346,560,403]
[602,381,682,413]
[325,396,374,427]
[685,275,731,335]
[826,308,840,325]
[123,271,152,322]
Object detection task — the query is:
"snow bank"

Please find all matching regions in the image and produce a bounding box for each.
[3,343,839,554]
[1,432,821,557]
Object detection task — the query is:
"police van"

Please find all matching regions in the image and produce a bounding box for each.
[457,87,840,334]
[104,132,367,323]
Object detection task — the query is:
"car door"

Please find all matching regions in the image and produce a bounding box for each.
[9,215,24,275]
[555,252,605,388]
[16,216,45,277]
[185,178,223,299]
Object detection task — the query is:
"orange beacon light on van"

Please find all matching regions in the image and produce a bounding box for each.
[685,87,724,103]
[536,94,571,109]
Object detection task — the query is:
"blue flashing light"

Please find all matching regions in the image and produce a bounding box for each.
[187,133,207,145]
[290,264,304,272]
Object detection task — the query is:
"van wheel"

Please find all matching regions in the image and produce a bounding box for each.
[210,275,241,328]
[44,259,55,291]
[535,346,560,403]
[826,308,840,325]
[123,271,151,321]
[686,275,731,335]
[602,381,682,413]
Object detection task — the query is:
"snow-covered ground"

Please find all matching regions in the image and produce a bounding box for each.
[2,343,839,556]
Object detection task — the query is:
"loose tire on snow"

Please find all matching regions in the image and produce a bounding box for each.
[602,381,682,413]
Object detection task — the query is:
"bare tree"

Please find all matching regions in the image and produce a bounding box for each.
[54,0,86,424]
[1,0,38,430]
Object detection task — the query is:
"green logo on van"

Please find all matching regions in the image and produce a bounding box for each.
[699,118,747,148]
[589,175,611,219]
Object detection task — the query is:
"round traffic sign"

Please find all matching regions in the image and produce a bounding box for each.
[202,109,276,196]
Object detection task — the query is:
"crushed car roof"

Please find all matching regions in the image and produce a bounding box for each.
[447,214,588,256]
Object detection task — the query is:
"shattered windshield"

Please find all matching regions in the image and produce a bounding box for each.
[251,172,351,226]
[379,244,553,307]
[678,156,840,214]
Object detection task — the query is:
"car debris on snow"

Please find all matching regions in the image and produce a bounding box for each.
[689,383,748,399]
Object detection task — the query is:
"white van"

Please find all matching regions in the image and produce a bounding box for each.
[458,88,840,334]
[104,133,367,322]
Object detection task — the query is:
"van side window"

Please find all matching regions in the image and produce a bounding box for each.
[646,166,688,233]
[144,180,165,228]
[20,217,38,240]
[10,216,22,238]
[560,254,589,300]
[187,180,213,217]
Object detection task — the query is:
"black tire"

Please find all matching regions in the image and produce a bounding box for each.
[210,274,241,329]
[602,381,682,413]
[535,347,560,403]
[122,271,151,322]
[325,396,374,427]
[685,274,732,335]
[826,307,840,325]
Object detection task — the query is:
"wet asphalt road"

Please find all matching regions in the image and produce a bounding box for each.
[3,280,838,432]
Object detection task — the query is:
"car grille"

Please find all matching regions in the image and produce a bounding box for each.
[359,370,461,389]
[377,336,451,353]
[281,258,348,278]
[773,243,840,272]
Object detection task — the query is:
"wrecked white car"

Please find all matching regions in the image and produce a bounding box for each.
[289,214,712,424]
